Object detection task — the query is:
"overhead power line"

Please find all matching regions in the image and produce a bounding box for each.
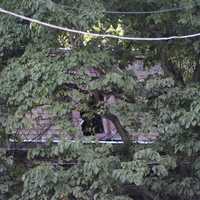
[104,5,195,15]
[64,5,198,15]
[49,3,196,15]
[0,7,200,41]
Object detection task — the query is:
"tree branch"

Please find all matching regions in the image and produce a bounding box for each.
[103,112,132,150]
[192,54,200,82]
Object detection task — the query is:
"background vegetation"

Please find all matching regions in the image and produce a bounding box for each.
[0,0,200,199]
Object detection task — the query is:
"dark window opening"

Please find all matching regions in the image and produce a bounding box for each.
[81,114,104,136]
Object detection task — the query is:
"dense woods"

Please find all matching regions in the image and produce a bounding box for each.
[1,0,200,199]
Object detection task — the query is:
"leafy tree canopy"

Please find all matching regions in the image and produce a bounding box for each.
[0,0,200,199]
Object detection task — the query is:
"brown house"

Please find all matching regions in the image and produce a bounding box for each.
[16,57,161,144]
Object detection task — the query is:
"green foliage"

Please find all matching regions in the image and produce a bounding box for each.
[142,81,200,200]
[22,141,130,200]
[0,150,16,200]
[18,140,174,200]
[1,0,200,199]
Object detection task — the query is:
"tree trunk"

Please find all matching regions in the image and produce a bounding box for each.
[104,113,132,151]
[192,56,200,82]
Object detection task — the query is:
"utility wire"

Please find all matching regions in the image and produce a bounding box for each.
[104,5,196,15]
[46,2,197,15]
[62,3,197,15]
[0,7,200,41]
